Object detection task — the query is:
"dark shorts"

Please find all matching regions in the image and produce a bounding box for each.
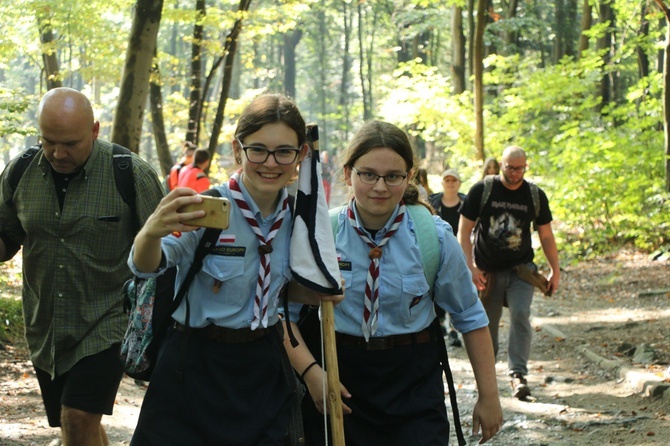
[34,344,124,427]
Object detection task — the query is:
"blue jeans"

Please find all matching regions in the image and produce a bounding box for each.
[483,263,535,375]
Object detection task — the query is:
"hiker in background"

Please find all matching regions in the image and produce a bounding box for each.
[428,168,466,347]
[458,145,560,401]
[128,93,340,445]
[284,120,502,445]
[415,167,432,199]
[178,148,211,192]
[167,141,196,191]
[481,157,500,179]
[321,150,334,204]
[0,87,164,445]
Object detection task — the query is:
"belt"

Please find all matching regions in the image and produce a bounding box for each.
[336,328,434,351]
[174,322,272,343]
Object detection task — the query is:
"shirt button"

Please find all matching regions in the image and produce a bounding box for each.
[60,239,65,243]
[59,265,64,269]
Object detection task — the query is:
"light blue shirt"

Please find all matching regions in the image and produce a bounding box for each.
[288,203,488,337]
[129,177,292,329]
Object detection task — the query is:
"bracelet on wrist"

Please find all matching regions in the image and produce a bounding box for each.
[300,361,319,380]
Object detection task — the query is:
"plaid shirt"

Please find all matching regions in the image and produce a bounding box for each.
[0,140,164,377]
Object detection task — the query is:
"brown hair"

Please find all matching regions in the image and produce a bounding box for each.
[481,157,500,179]
[192,148,210,166]
[234,93,306,147]
[342,120,431,211]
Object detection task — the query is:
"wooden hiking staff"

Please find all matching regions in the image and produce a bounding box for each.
[321,300,345,445]
[307,123,345,446]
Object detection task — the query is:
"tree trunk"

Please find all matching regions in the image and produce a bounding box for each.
[578,0,592,58]
[207,0,252,155]
[149,58,172,176]
[653,0,670,191]
[36,12,62,90]
[474,0,487,160]
[468,0,475,85]
[565,0,579,58]
[452,6,466,94]
[637,2,650,80]
[111,0,164,152]
[503,0,520,54]
[555,0,567,62]
[339,1,353,135]
[187,0,205,146]
[357,2,370,121]
[596,0,614,113]
[283,30,302,99]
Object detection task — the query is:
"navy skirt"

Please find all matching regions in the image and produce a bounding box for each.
[131,324,293,445]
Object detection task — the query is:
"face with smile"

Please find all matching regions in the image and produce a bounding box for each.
[233,121,307,207]
[345,147,409,230]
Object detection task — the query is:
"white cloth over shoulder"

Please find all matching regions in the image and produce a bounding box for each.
[289,129,342,295]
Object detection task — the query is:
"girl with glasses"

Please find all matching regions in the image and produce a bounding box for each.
[128,93,340,445]
[284,120,502,445]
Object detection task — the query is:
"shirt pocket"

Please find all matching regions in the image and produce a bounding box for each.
[201,255,246,284]
[401,273,430,314]
[337,270,361,321]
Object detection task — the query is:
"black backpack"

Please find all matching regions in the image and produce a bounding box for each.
[5,143,136,214]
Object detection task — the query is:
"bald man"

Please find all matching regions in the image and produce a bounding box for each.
[0,88,164,445]
[458,146,560,401]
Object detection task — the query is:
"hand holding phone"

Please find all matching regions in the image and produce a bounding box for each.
[179,196,231,229]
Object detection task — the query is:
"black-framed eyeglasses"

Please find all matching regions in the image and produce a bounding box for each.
[503,163,526,173]
[236,138,300,165]
[351,167,408,187]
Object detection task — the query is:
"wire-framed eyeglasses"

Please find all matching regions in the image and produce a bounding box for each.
[503,163,526,173]
[236,138,301,165]
[351,167,408,187]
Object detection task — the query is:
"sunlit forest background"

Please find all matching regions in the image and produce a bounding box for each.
[1,0,669,262]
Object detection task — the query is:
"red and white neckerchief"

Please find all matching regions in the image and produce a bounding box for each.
[229,172,289,329]
[347,198,405,341]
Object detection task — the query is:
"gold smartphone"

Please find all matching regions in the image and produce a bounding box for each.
[180,196,231,229]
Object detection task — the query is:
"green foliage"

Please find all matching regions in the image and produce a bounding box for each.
[0,297,23,344]
[0,87,35,138]
[484,53,669,261]
[0,258,24,344]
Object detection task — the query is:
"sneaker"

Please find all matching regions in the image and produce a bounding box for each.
[510,372,531,400]
[448,330,462,347]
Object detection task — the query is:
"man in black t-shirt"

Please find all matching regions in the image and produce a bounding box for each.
[458,146,560,400]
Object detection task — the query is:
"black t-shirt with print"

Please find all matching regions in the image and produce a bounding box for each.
[460,176,552,272]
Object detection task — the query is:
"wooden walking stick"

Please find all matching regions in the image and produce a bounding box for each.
[306,124,345,446]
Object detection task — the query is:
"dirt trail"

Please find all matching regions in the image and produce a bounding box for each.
[1,249,668,445]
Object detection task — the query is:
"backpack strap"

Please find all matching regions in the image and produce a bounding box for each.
[406,205,439,291]
[5,145,40,207]
[111,144,136,212]
[6,143,137,216]
[528,181,540,218]
[478,174,496,218]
